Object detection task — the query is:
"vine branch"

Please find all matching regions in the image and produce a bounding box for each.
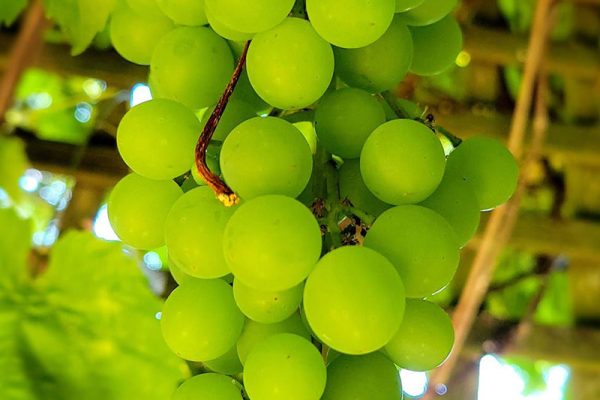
[194,40,251,207]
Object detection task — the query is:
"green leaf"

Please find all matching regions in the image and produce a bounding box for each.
[42,0,116,55]
[0,229,188,399]
[0,0,28,26]
[0,209,36,400]
[0,136,30,205]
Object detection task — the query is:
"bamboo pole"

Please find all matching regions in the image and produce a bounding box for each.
[0,0,46,124]
[424,0,557,396]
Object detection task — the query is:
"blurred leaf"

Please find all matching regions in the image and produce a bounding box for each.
[0,136,30,204]
[42,0,116,55]
[487,276,540,320]
[0,228,188,400]
[0,0,28,26]
[0,209,36,400]
[534,271,573,326]
[8,69,113,145]
[497,0,535,33]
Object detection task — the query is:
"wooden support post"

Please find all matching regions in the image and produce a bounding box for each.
[0,0,47,124]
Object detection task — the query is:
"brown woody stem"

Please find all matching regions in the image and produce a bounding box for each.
[194,40,251,207]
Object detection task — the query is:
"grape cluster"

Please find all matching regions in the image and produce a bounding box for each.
[106,0,519,399]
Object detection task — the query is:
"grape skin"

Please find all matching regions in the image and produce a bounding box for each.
[172,373,243,400]
[161,279,245,361]
[220,117,313,199]
[303,246,406,355]
[223,195,322,291]
[107,173,181,249]
[307,0,396,48]
[384,298,455,371]
[364,205,460,298]
[244,334,326,400]
[322,352,403,400]
[150,27,233,110]
[116,99,201,180]
[360,119,446,205]
[247,18,334,110]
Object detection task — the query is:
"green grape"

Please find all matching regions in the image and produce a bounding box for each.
[200,99,256,142]
[205,4,254,41]
[116,99,201,180]
[244,334,326,400]
[247,18,334,110]
[410,16,463,76]
[110,6,174,65]
[293,121,318,155]
[150,27,233,110]
[334,16,413,93]
[306,0,396,48]
[397,0,457,26]
[364,205,459,298]
[445,137,519,211]
[231,69,271,114]
[223,195,321,291]
[396,0,425,12]
[107,173,181,249]
[233,279,304,324]
[396,98,424,119]
[161,279,244,361]
[204,0,294,34]
[339,159,392,217]
[203,344,243,375]
[314,88,386,159]
[126,0,164,17]
[419,174,480,247]
[322,353,403,400]
[384,299,454,371]
[172,373,243,400]
[155,0,208,26]
[168,257,200,285]
[236,313,311,364]
[165,186,236,278]
[360,119,446,205]
[220,117,313,199]
[303,246,406,355]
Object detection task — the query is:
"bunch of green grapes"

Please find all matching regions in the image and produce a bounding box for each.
[100,0,519,398]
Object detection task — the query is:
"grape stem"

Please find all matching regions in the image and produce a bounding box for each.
[194,40,251,207]
[324,160,342,249]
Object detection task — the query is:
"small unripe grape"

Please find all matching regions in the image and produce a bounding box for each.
[409,16,463,76]
[360,119,446,205]
[110,6,174,65]
[244,334,326,400]
[314,88,386,159]
[150,27,233,110]
[364,205,459,298]
[307,0,396,48]
[397,0,458,26]
[247,18,334,110]
[445,137,519,210]
[220,117,313,200]
[304,246,406,354]
[335,16,413,93]
[161,279,244,361]
[155,0,208,26]
[172,373,243,400]
[384,299,454,371]
[205,0,295,34]
[322,353,403,400]
[107,173,182,249]
[236,314,311,365]
[116,99,201,180]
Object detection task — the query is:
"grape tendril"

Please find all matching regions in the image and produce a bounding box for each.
[194,40,251,207]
